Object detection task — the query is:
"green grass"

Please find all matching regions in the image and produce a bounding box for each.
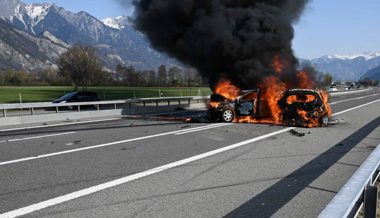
[0,86,212,103]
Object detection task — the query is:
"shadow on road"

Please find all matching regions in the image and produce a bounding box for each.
[224,116,380,218]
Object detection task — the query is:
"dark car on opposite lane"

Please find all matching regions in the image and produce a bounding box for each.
[52,92,100,109]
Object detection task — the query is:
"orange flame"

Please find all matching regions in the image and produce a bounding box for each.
[208,56,333,128]
[272,54,284,74]
[214,80,240,100]
[260,76,287,124]
[297,71,316,89]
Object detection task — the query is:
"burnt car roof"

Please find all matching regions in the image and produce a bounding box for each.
[285,89,319,94]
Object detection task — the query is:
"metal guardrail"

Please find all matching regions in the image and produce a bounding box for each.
[0,96,209,117]
[319,142,380,218]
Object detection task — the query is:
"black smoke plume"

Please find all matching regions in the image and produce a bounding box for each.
[129,0,311,89]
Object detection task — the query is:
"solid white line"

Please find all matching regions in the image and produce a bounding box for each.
[0,127,294,218]
[329,93,380,105]
[0,132,76,144]
[332,99,380,116]
[0,118,121,132]
[0,124,229,167]
[175,123,232,135]
[175,123,228,133]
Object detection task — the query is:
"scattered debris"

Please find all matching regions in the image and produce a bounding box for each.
[181,125,191,129]
[65,142,74,146]
[328,119,340,125]
[74,140,81,144]
[290,129,306,137]
[336,143,344,147]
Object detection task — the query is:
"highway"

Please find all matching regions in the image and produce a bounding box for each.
[0,88,379,218]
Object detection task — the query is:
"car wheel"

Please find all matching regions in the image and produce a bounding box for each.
[319,115,329,127]
[221,109,234,122]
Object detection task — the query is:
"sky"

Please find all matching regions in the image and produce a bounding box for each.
[23,0,380,59]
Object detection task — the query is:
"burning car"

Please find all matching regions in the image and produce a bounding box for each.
[208,89,261,122]
[208,87,331,127]
[277,89,330,127]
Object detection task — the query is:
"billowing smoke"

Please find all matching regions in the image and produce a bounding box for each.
[128,0,311,90]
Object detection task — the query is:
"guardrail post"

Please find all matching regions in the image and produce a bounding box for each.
[114,104,117,110]
[178,99,181,105]
[96,104,100,111]
[30,108,34,116]
[188,99,191,105]
[168,100,170,106]
[156,101,158,107]
[364,185,378,218]
[78,105,81,112]
[143,101,146,107]
[55,107,59,114]
[3,109,6,117]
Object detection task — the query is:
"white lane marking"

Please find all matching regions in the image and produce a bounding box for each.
[0,127,294,218]
[332,99,380,116]
[0,118,121,132]
[175,123,229,133]
[330,93,380,105]
[175,123,232,135]
[0,124,231,167]
[0,132,76,144]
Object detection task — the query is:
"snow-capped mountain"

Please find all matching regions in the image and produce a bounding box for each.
[0,0,179,72]
[306,52,380,81]
[321,51,380,61]
[101,16,134,30]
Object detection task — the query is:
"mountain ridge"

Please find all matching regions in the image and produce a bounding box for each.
[0,0,180,72]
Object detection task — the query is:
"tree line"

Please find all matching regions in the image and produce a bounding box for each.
[0,45,206,90]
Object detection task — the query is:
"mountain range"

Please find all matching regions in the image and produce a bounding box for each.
[0,0,179,72]
[0,0,379,81]
[307,51,380,81]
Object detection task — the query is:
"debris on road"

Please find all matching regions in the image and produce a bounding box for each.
[328,119,340,125]
[181,125,191,129]
[290,129,306,137]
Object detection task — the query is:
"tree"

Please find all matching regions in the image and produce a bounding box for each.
[323,73,333,87]
[158,65,167,86]
[58,45,102,91]
[147,70,156,86]
[168,66,182,86]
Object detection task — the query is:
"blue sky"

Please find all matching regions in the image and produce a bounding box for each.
[24,0,380,59]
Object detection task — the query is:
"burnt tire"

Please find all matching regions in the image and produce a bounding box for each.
[319,115,329,127]
[221,109,234,122]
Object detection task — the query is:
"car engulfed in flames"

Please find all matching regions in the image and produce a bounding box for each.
[208,81,332,127]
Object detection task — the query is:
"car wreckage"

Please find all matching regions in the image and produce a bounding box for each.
[208,88,330,127]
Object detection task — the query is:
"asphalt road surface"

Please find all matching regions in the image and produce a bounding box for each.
[0,88,380,218]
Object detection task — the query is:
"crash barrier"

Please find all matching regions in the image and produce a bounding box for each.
[319,142,380,218]
[0,96,209,118]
